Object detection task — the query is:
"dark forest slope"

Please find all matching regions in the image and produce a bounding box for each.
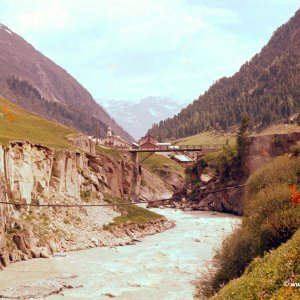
[148,9,300,141]
[0,24,133,141]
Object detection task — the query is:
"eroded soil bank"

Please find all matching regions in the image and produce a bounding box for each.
[0,209,239,300]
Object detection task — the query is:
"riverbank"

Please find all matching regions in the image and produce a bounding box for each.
[0,209,239,299]
[0,204,174,270]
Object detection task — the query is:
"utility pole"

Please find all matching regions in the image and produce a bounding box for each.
[94,120,100,146]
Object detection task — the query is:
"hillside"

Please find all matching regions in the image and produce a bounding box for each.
[175,131,235,146]
[195,155,300,298]
[0,24,133,142]
[0,96,78,149]
[148,9,300,141]
[210,228,300,300]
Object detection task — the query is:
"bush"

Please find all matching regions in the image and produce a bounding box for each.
[211,227,256,289]
[246,155,300,197]
[197,155,300,298]
[290,144,300,157]
[80,190,91,202]
[196,143,238,182]
[209,229,300,300]
[245,183,300,253]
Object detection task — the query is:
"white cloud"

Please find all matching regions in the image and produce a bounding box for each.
[0,0,298,102]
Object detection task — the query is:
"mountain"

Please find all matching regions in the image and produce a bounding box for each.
[147,9,300,141]
[0,24,133,142]
[102,97,188,140]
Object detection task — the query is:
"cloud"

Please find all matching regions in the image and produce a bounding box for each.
[0,0,298,102]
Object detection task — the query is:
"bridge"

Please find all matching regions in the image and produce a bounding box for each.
[128,144,223,153]
[128,144,223,165]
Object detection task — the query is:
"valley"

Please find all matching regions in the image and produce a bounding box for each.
[1,3,300,300]
[0,209,239,299]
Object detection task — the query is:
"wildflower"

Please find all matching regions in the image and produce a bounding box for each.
[0,105,16,122]
[289,185,300,204]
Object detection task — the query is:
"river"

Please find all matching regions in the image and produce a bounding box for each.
[0,209,239,299]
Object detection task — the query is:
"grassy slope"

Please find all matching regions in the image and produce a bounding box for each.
[0,96,79,149]
[139,152,185,178]
[211,228,300,300]
[0,97,162,228]
[104,195,163,227]
[96,145,122,160]
[175,131,234,146]
[174,125,300,145]
[252,124,300,136]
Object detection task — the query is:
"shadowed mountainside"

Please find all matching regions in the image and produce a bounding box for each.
[0,24,133,142]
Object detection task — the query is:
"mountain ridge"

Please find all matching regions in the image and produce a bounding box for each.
[147,9,300,141]
[0,24,134,142]
[102,97,188,140]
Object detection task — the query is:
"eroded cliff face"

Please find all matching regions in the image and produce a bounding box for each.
[151,132,300,215]
[0,141,173,270]
[244,132,300,176]
[0,141,172,205]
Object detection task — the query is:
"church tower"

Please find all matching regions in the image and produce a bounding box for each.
[107,126,112,137]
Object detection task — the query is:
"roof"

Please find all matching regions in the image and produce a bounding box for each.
[172,154,193,162]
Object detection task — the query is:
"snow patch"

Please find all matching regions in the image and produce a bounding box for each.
[4,29,12,35]
[164,105,176,110]
[148,108,159,117]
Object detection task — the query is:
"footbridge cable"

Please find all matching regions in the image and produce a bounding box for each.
[0,184,247,208]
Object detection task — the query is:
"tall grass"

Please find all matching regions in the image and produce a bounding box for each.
[103,195,163,229]
[140,152,186,179]
[0,96,79,148]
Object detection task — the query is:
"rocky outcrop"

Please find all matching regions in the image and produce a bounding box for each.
[149,132,300,215]
[0,140,173,271]
[138,168,173,201]
[0,141,172,205]
[148,172,244,215]
[68,135,95,155]
[244,132,300,176]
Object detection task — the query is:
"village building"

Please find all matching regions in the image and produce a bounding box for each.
[90,127,132,149]
[171,154,194,167]
[138,135,158,148]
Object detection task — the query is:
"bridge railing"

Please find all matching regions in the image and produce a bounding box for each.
[129,144,224,152]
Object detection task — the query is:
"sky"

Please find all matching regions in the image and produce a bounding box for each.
[0,0,299,104]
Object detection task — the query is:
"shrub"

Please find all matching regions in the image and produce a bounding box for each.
[209,229,300,300]
[210,226,256,290]
[196,143,238,182]
[246,155,300,197]
[245,183,300,253]
[80,190,91,202]
[290,144,300,157]
[197,155,300,298]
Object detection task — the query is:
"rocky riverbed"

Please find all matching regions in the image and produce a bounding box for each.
[0,209,239,299]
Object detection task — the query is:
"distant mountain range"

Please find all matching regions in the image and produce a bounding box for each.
[102,97,189,140]
[148,9,300,141]
[0,24,133,142]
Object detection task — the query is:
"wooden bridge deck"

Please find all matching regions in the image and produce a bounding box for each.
[128,144,223,153]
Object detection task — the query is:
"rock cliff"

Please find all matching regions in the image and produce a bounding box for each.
[244,132,300,176]
[0,141,173,270]
[149,132,300,215]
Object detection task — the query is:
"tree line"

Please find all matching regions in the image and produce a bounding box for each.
[148,9,300,141]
